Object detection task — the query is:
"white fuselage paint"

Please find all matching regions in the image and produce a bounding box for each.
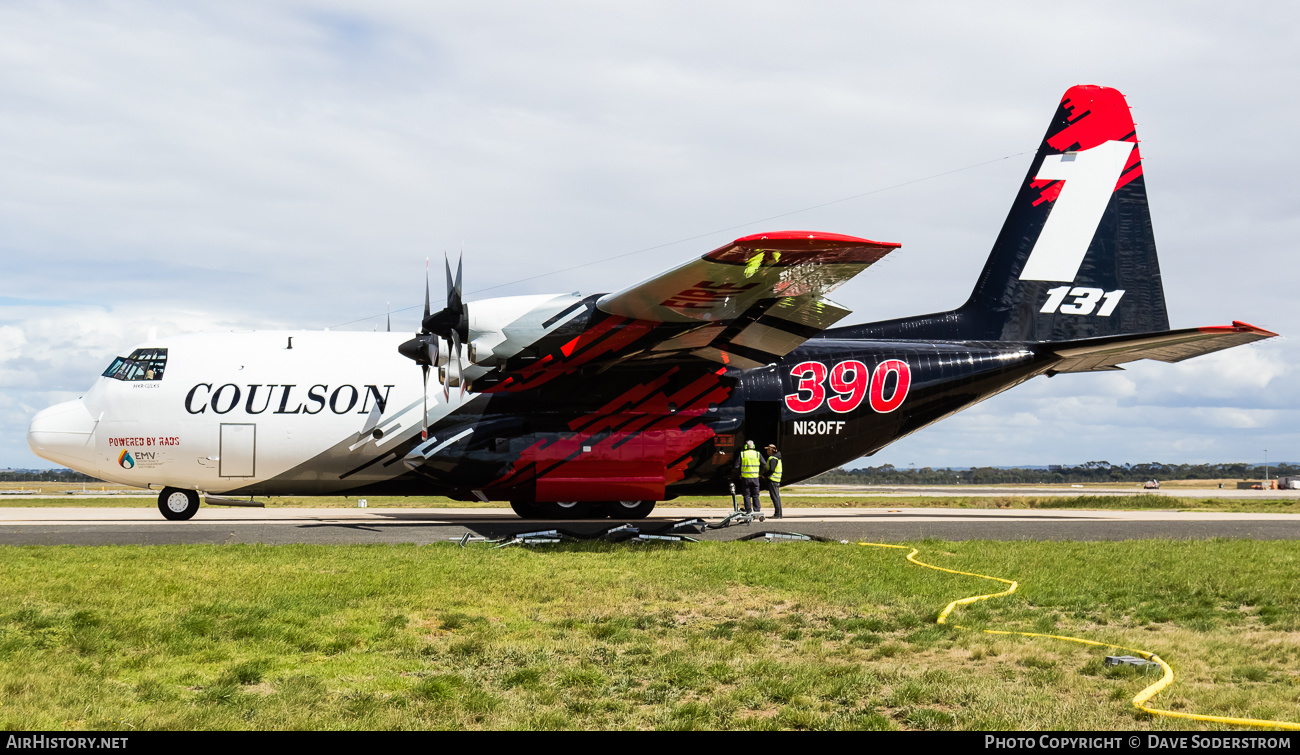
[28,331,448,494]
[29,292,589,495]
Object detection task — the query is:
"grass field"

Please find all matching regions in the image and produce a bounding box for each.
[2,539,1298,730]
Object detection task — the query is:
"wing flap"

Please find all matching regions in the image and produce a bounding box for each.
[597,231,897,366]
[474,231,898,392]
[598,231,896,323]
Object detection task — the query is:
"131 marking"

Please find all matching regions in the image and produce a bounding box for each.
[1040,286,1125,316]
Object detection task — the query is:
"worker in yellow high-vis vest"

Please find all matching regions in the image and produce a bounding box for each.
[762,444,783,519]
[732,440,763,514]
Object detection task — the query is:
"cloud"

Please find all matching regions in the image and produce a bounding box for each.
[0,301,264,467]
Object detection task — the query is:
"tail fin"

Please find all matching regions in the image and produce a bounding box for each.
[842,85,1170,342]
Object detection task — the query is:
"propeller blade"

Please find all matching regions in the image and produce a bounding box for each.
[443,252,465,320]
[420,364,430,440]
[423,259,431,324]
[443,328,463,401]
[453,254,466,341]
[456,329,467,399]
[454,253,464,306]
[444,254,456,308]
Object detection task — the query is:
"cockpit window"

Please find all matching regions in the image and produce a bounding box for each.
[102,348,168,381]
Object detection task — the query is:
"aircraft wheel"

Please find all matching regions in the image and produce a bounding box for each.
[509,500,542,519]
[535,501,594,519]
[603,500,655,520]
[158,487,200,521]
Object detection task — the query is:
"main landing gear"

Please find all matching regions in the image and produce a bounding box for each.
[509,500,656,520]
[603,500,655,519]
[158,487,200,521]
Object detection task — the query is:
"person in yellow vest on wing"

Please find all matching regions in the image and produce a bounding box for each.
[732,440,763,515]
[762,444,783,519]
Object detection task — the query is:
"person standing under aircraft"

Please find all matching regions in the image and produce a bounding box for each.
[762,444,783,518]
[733,440,763,514]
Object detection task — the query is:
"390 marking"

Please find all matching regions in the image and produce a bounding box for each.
[784,359,912,415]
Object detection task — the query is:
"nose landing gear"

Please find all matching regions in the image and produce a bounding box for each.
[158,487,200,521]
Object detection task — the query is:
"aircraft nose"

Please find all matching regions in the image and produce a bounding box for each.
[27,399,99,471]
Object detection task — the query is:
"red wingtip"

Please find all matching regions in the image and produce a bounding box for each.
[1198,321,1279,338]
[732,230,901,249]
[706,231,901,266]
[1231,321,1279,337]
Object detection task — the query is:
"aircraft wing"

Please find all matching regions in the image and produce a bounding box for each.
[1047,321,1278,373]
[595,231,899,368]
[472,231,898,393]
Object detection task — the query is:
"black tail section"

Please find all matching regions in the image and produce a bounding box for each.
[835,85,1170,343]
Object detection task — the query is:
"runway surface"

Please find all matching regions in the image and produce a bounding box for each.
[2,505,1298,545]
[791,485,1300,499]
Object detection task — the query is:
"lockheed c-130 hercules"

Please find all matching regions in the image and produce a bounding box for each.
[28,85,1276,521]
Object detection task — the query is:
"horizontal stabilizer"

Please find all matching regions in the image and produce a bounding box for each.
[1048,321,1277,373]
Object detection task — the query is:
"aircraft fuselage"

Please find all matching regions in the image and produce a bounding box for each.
[29,328,1048,504]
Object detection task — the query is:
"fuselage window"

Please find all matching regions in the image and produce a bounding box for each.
[102,348,168,381]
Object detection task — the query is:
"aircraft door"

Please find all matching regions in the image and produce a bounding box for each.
[742,363,784,450]
[219,423,256,477]
[744,401,783,450]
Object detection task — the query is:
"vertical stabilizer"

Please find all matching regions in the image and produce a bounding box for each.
[968,84,1169,340]
[837,85,1170,342]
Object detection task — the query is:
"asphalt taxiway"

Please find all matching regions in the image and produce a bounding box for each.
[2,506,1298,545]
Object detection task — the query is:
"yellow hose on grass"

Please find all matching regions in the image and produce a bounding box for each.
[857,542,1300,730]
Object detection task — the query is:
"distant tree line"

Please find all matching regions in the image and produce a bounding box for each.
[4,463,1297,487]
[806,461,1299,486]
[0,469,101,483]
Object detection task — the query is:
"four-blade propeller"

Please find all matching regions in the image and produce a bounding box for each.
[398,255,469,438]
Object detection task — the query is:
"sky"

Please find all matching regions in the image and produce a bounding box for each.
[0,1,1295,470]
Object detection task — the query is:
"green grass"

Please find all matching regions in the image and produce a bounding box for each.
[1,539,1298,730]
